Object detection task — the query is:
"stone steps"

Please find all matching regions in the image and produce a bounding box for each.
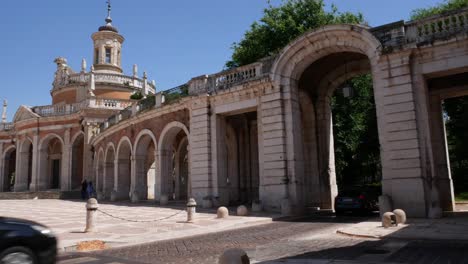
[0,190,81,200]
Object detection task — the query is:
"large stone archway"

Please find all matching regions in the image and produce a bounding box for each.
[269,25,384,213]
[2,146,16,192]
[132,129,157,202]
[158,121,190,201]
[71,132,85,190]
[37,134,64,190]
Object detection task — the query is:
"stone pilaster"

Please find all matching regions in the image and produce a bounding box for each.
[374,51,428,217]
[189,97,212,203]
[61,129,71,191]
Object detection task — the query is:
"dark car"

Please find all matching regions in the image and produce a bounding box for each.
[335,186,380,215]
[0,217,57,264]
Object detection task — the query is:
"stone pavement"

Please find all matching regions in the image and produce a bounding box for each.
[336,214,468,241]
[0,199,277,250]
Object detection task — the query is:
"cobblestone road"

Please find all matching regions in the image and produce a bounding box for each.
[58,217,468,264]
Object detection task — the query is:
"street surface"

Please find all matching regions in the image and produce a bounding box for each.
[58,216,468,264]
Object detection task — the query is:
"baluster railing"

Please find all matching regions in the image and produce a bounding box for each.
[406,8,468,44]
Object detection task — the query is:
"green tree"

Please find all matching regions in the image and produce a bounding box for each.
[332,75,381,186]
[227,0,381,187]
[226,0,364,68]
[411,0,467,20]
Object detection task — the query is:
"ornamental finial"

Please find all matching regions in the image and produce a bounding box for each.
[105,0,112,24]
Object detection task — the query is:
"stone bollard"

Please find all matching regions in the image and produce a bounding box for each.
[217,207,229,218]
[378,195,393,218]
[160,194,169,206]
[187,198,197,223]
[85,198,99,233]
[237,205,249,216]
[219,248,250,264]
[382,212,397,228]
[393,209,407,224]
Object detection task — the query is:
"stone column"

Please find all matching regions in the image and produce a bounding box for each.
[212,114,226,204]
[83,124,95,183]
[314,97,338,210]
[115,158,131,200]
[131,154,147,201]
[104,161,114,198]
[189,97,211,203]
[429,94,455,212]
[15,141,29,192]
[29,134,41,191]
[61,129,71,191]
[258,84,288,212]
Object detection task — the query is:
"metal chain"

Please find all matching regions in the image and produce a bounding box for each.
[97,208,186,223]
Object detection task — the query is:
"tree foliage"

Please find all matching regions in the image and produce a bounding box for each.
[444,97,468,194]
[226,0,365,68]
[411,0,468,20]
[332,75,381,186]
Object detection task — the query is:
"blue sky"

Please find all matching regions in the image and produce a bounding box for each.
[0,0,442,120]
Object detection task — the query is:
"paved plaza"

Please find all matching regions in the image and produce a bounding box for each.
[0,199,277,250]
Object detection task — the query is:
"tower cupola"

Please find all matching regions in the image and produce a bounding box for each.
[91,0,124,73]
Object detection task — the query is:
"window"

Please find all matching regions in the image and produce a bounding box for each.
[95,49,99,64]
[105,48,112,64]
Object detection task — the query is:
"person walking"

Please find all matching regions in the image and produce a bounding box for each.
[81,180,88,200]
[87,181,96,199]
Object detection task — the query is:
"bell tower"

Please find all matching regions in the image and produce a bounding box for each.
[91,0,124,73]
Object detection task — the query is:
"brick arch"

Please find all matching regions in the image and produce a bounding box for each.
[132,129,158,201]
[103,142,116,199]
[2,145,16,160]
[113,136,133,201]
[271,24,382,84]
[71,131,85,146]
[116,136,133,157]
[158,121,190,151]
[134,129,157,156]
[96,147,105,194]
[157,121,190,200]
[38,133,64,151]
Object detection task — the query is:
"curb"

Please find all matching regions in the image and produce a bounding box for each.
[336,229,381,240]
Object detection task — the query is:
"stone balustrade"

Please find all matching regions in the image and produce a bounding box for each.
[87,98,134,110]
[405,7,468,44]
[0,122,14,131]
[32,98,136,117]
[32,103,83,117]
[59,72,155,93]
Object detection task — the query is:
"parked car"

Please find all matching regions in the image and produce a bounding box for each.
[335,186,380,215]
[0,217,57,264]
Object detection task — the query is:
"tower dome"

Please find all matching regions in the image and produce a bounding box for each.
[91,0,124,73]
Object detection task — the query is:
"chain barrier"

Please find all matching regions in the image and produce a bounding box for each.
[97,208,186,223]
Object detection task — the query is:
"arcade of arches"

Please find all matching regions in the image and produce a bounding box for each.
[2,19,468,218]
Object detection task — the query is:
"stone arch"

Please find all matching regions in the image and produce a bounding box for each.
[96,147,105,196]
[132,129,158,201]
[271,24,382,84]
[113,136,133,201]
[157,121,190,201]
[2,145,17,192]
[103,142,116,199]
[267,25,383,212]
[37,133,64,190]
[16,138,33,191]
[174,136,189,200]
[70,131,85,190]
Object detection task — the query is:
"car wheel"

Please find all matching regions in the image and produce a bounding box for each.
[0,247,37,264]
